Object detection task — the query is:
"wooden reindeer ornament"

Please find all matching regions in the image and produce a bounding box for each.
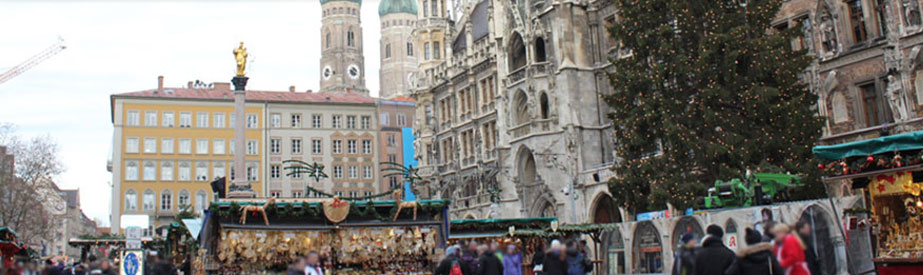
[240,198,274,225]
[392,189,418,221]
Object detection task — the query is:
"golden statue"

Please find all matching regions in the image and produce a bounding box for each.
[233,41,248,76]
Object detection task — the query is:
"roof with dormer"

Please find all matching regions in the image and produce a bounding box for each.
[378,0,417,16]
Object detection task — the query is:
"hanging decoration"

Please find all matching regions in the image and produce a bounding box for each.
[817,150,923,176]
[392,189,418,221]
[322,196,350,223]
[239,198,273,226]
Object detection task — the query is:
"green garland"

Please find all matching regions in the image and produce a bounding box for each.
[209,200,447,223]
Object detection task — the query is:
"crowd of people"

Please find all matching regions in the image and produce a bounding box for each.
[672,220,822,275]
[434,239,592,275]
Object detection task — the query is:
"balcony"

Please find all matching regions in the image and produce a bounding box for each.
[510,118,556,139]
[416,17,448,29]
[507,67,527,85]
[511,122,531,139]
[530,62,551,77]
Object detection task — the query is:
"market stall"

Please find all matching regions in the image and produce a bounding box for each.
[814,130,923,274]
[448,217,558,275]
[0,227,22,271]
[204,198,450,274]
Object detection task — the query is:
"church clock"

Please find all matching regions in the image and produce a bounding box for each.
[347,64,361,79]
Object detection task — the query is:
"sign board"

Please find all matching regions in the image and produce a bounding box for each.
[125,227,142,240]
[725,234,738,252]
[120,250,144,275]
[846,228,875,274]
[126,240,142,250]
[636,210,671,221]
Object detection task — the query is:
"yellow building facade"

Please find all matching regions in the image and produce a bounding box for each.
[111,95,263,231]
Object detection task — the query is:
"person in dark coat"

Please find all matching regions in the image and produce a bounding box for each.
[477,244,504,275]
[672,233,696,275]
[532,243,546,275]
[435,246,472,275]
[725,228,784,275]
[42,260,62,275]
[796,221,822,275]
[694,225,736,275]
[461,242,479,274]
[542,240,567,275]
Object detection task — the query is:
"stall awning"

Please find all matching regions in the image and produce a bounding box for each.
[450,217,557,225]
[812,131,923,161]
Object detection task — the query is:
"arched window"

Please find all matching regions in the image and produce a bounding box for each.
[539,92,550,119]
[509,32,527,71]
[326,32,331,49]
[606,228,625,274]
[423,0,429,17]
[161,190,172,211]
[671,217,704,248]
[407,42,414,56]
[124,189,138,211]
[832,92,848,123]
[799,206,837,275]
[125,161,138,181]
[196,161,208,181]
[540,202,555,218]
[424,42,431,60]
[195,190,208,213]
[534,37,547,62]
[213,161,225,179]
[431,0,438,18]
[347,30,355,47]
[513,90,530,125]
[142,189,155,211]
[632,222,663,273]
[161,161,173,181]
[143,161,155,181]
[178,190,190,210]
[385,43,392,58]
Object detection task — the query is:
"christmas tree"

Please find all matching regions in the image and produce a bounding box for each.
[604,0,824,213]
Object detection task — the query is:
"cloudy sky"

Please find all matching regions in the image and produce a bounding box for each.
[0,1,387,226]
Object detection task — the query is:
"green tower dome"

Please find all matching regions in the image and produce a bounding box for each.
[378,0,417,16]
[320,0,361,6]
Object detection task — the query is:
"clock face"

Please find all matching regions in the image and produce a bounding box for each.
[55,203,64,211]
[322,65,333,80]
[347,64,360,79]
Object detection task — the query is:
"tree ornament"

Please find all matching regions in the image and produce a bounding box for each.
[868,155,875,162]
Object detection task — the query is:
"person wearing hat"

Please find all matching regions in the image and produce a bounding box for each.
[694,224,736,275]
[726,228,783,275]
[671,233,696,275]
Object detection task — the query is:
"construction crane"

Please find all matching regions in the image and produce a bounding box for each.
[0,37,67,86]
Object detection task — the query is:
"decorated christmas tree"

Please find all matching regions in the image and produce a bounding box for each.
[604,0,824,212]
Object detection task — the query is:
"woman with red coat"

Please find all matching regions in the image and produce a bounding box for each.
[771,223,811,275]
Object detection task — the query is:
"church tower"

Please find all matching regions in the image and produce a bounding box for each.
[378,0,418,98]
[320,0,368,94]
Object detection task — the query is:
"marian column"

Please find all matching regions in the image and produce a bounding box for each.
[230,42,255,198]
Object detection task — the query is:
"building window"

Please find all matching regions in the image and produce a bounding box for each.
[161,190,172,211]
[127,110,140,126]
[334,166,343,178]
[312,139,322,154]
[433,42,441,59]
[271,113,281,128]
[346,116,356,128]
[162,139,176,156]
[271,164,281,179]
[875,0,888,37]
[196,139,209,154]
[293,191,303,198]
[349,166,358,179]
[424,42,431,60]
[363,166,372,179]
[246,140,258,155]
[389,177,399,189]
[246,163,258,181]
[348,140,357,154]
[380,113,390,126]
[180,112,192,127]
[387,134,396,147]
[161,161,173,181]
[145,111,157,126]
[214,139,225,154]
[425,105,433,125]
[126,137,139,153]
[848,0,868,42]
[195,190,207,213]
[332,115,342,128]
[178,161,191,181]
[197,112,209,128]
[431,0,438,17]
[333,140,342,154]
[179,139,191,154]
[213,162,225,179]
[271,191,281,198]
[349,191,358,198]
[397,114,406,126]
[142,161,155,181]
[230,140,235,154]
[292,139,302,154]
[361,116,371,129]
[214,113,225,128]
[385,43,392,58]
[271,138,281,154]
[143,138,156,153]
[860,81,893,127]
[407,42,414,56]
[326,32,331,49]
[125,190,137,211]
[423,0,429,17]
[335,191,343,197]
[247,114,258,128]
[291,114,302,128]
[178,190,190,208]
[196,162,208,181]
[388,154,397,163]
[348,30,355,47]
[535,38,547,62]
[313,114,323,128]
[163,112,175,127]
[229,114,235,128]
[142,190,155,211]
[362,140,372,154]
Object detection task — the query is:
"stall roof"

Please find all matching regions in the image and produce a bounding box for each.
[813,131,923,160]
[450,217,557,225]
[181,219,204,241]
[213,199,450,207]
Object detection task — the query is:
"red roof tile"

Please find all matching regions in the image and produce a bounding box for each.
[114,88,376,105]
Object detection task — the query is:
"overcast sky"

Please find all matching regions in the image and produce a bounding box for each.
[0,1,386,226]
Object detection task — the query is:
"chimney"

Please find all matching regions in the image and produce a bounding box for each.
[187,81,194,89]
[157,76,164,93]
[289,85,296,93]
[212,82,231,90]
